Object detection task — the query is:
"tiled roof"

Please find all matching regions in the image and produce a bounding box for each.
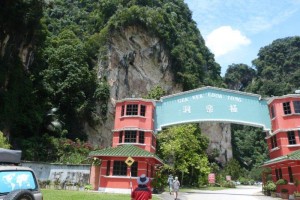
[89,144,164,163]
[263,150,300,166]
[288,150,300,160]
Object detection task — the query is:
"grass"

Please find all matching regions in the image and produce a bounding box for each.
[41,189,160,200]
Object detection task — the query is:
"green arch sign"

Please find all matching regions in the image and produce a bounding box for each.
[155,86,271,132]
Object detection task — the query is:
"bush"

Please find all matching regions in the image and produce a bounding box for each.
[222,180,236,188]
[276,179,288,185]
[238,177,255,185]
[84,184,93,190]
[0,131,10,149]
[264,181,276,192]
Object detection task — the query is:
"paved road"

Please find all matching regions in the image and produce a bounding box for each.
[157,185,283,200]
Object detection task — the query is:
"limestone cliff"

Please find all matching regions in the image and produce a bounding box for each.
[200,122,232,165]
[86,26,182,147]
[86,26,232,164]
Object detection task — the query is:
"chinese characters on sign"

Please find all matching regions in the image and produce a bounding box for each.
[206,105,213,113]
[229,105,238,112]
[182,105,191,113]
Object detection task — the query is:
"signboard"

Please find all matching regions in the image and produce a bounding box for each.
[155,86,271,132]
[208,173,215,184]
[226,175,231,181]
[125,157,135,167]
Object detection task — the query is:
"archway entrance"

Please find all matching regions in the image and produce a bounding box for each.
[155,86,270,132]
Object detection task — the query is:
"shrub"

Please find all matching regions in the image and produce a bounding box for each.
[221,180,236,188]
[84,184,93,190]
[0,131,10,149]
[276,179,288,185]
[264,181,276,192]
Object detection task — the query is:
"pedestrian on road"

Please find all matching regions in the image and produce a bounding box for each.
[167,174,174,195]
[131,174,152,200]
[173,176,180,200]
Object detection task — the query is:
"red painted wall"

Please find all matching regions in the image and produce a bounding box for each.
[89,156,159,190]
[269,160,300,195]
[266,95,300,195]
[267,96,300,158]
[269,97,300,132]
[112,131,156,153]
[114,100,155,131]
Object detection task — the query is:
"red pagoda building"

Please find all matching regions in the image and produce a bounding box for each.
[89,99,163,193]
[263,94,300,197]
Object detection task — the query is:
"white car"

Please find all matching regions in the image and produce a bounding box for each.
[0,148,43,200]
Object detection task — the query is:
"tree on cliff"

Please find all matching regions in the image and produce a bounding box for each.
[247,36,300,96]
[224,64,256,91]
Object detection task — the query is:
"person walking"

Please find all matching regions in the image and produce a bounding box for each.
[167,174,174,195]
[173,176,180,200]
[131,174,152,200]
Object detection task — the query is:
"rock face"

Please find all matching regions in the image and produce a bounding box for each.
[86,26,182,147]
[199,122,232,165]
[87,26,232,165]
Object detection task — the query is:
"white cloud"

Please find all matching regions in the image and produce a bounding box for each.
[206,26,251,57]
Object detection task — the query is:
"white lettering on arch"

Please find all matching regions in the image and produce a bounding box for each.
[208,93,223,99]
[177,98,189,103]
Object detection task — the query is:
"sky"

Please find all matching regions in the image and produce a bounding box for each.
[184,0,300,76]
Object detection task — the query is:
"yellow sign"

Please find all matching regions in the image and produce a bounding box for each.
[125,156,135,167]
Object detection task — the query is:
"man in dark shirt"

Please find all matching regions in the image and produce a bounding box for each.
[131,174,152,200]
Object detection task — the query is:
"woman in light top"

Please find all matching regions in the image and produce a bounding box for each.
[173,176,180,200]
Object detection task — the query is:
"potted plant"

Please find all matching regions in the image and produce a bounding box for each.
[276,179,288,199]
[276,179,288,185]
[281,188,289,199]
[264,181,277,196]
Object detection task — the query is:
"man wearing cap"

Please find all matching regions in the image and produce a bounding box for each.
[131,174,152,200]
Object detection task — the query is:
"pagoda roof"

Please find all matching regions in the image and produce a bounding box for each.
[263,150,300,166]
[89,144,164,164]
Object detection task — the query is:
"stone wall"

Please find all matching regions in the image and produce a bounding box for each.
[22,161,91,187]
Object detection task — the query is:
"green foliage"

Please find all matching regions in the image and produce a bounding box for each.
[40,29,105,140]
[222,159,243,180]
[221,180,236,188]
[239,177,254,185]
[152,171,165,192]
[276,179,288,185]
[20,134,93,164]
[0,131,11,149]
[231,125,268,170]
[0,58,45,139]
[0,0,43,34]
[249,167,264,181]
[96,0,222,90]
[224,64,256,91]
[248,36,300,96]
[84,184,93,190]
[42,189,151,200]
[91,157,101,166]
[144,86,166,100]
[264,181,276,192]
[157,124,210,186]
